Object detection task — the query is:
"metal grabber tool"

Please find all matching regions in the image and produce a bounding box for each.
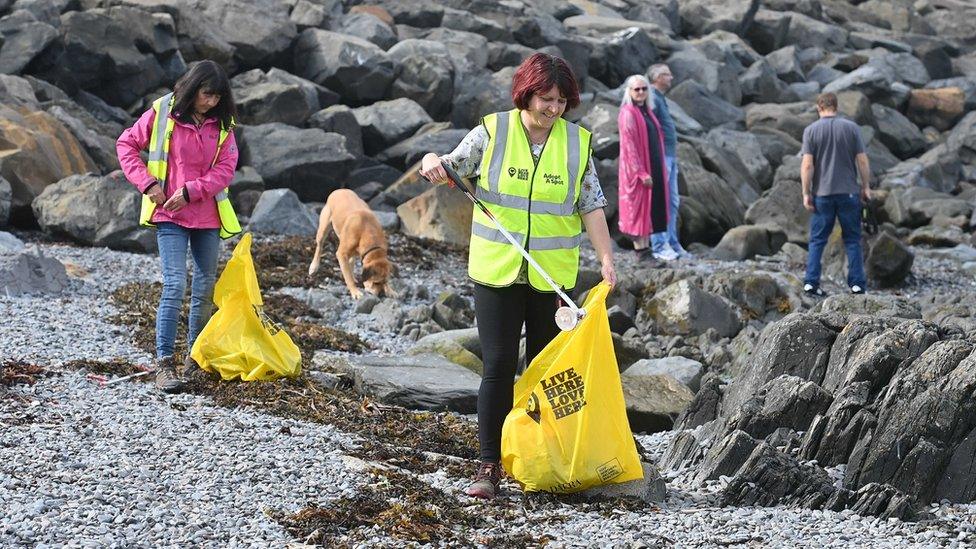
[426,162,585,331]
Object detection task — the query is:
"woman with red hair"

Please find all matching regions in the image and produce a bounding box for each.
[420,53,616,500]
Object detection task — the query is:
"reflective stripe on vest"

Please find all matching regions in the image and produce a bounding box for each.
[467,109,591,291]
[139,93,242,240]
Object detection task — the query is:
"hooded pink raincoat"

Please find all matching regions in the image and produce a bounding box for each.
[617,103,669,238]
[116,106,238,229]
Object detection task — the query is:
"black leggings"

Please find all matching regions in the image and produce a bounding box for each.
[474,282,564,462]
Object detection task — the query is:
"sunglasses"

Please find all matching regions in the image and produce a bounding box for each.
[632,87,648,91]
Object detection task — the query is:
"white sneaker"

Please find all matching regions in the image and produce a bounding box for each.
[654,248,679,261]
[850,285,865,294]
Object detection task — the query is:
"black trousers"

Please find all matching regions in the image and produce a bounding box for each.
[474,282,564,462]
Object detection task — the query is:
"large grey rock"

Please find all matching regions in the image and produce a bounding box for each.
[871,103,926,160]
[667,47,742,106]
[31,171,154,252]
[27,8,177,107]
[376,126,467,171]
[693,429,759,483]
[621,374,695,433]
[387,39,455,120]
[722,313,839,414]
[0,12,57,74]
[678,0,760,36]
[706,128,772,189]
[743,101,817,142]
[744,160,810,244]
[230,68,324,126]
[334,353,481,413]
[624,356,704,392]
[408,328,482,375]
[307,105,364,158]
[865,232,914,288]
[396,184,472,246]
[720,442,835,508]
[712,224,787,261]
[724,375,832,439]
[0,250,68,297]
[239,123,356,202]
[338,11,397,49]
[293,29,396,105]
[648,279,742,338]
[824,65,901,109]
[450,66,514,129]
[669,79,744,130]
[44,104,119,174]
[765,45,805,84]
[739,59,800,104]
[247,188,317,236]
[352,98,433,155]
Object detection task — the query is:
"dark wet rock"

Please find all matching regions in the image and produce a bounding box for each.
[720,442,835,508]
[865,232,914,288]
[334,353,480,413]
[675,376,724,430]
[694,429,759,483]
[724,374,832,439]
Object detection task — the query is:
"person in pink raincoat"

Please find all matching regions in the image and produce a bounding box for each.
[116,60,239,394]
[617,74,670,260]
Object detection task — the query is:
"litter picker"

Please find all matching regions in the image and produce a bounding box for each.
[425,162,585,331]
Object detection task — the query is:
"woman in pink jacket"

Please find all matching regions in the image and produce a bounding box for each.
[617,74,669,260]
[116,60,239,393]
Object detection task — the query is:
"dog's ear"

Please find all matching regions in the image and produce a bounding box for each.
[361,265,375,283]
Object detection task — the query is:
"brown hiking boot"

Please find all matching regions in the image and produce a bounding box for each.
[465,461,502,499]
[154,356,184,393]
[183,354,201,376]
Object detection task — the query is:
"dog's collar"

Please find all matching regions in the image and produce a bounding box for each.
[362,245,385,259]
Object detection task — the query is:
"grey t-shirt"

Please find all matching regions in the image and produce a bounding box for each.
[800,115,865,196]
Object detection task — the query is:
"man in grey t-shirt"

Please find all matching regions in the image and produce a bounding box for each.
[801,92,872,296]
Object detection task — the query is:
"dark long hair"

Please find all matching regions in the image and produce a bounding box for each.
[172,60,236,129]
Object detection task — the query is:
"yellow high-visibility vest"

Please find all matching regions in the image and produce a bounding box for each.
[139,92,241,239]
[468,109,591,291]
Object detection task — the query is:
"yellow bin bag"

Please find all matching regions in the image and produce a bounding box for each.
[190,233,301,381]
[501,282,642,493]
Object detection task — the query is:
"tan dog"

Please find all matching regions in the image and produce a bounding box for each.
[308,189,396,299]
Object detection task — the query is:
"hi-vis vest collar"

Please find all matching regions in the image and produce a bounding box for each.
[467,109,590,290]
[140,92,241,240]
[477,109,585,217]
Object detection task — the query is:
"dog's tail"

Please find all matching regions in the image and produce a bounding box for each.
[308,204,333,276]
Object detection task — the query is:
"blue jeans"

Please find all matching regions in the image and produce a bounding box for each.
[804,193,866,288]
[156,222,220,359]
[652,156,683,253]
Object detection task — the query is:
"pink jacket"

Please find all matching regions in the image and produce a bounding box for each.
[116,106,239,229]
[617,103,669,237]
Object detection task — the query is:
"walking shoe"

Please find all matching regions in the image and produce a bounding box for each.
[183,354,202,378]
[154,355,184,393]
[654,248,679,261]
[850,285,865,295]
[803,284,827,297]
[465,461,502,499]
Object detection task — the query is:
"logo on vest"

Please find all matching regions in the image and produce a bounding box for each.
[508,167,530,181]
[543,173,564,185]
